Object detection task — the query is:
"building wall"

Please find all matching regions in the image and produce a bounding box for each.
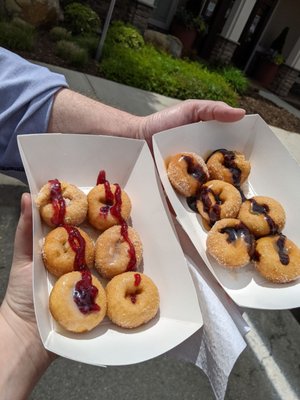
[259,0,300,57]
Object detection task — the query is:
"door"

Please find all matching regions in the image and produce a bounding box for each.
[149,0,179,30]
[232,0,279,69]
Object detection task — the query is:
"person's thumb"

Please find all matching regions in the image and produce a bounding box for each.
[12,192,33,265]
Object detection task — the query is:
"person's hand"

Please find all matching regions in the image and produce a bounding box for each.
[139,99,245,147]
[2,192,35,323]
[0,193,53,399]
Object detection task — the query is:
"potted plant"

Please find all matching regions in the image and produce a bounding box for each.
[254,27,288,87]
[170,7,206,55]
[255,50,285,88]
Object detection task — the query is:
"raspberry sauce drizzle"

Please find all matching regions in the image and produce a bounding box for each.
[96,170,137,271]
[130,273,141,304]
[73,269,100,314]
[48,179,66,226]
[63,225,100,314]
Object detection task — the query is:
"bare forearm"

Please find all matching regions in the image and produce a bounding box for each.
[47,88,145,139]
[0,304,53,400]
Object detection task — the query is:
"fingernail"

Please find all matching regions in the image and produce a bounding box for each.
[21,192,29,215]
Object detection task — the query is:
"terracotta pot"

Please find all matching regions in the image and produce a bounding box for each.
[255,60,279,88]
[170,22,197,55]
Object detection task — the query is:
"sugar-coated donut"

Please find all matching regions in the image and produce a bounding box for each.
[87,183,131,231]
[166,152,209,197]
[206,218,255,268]
[196,180,242,227]
[254,234,300,283]
[36,179,87,227]
[42,226,95,277]
[106,272,159,329]
[95,225,143,279]
[49,271,107,333]
[238,196,286,237]
[206,149,251,186]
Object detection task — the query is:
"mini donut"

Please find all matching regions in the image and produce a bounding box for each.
[166,152,209,197]
[254,234,300,283]
[36,179,87,227]
[49,270,107,333]
[42,226,95,277]
[196,180,242,227]
[95,225,143,279]
[87,183,131,231]
[238,196,286,237]
[206,149,251,186]
[206,218,255,268]
[106,272,159,329]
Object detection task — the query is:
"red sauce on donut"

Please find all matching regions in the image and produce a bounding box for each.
[97,170,114,214]
[134,273,141,286]
[73,269,100,314]
[48,179,66,226]
[63,225,86,271]
[130,273,142,304]
[63,225,100,314]
[96,170,137,271]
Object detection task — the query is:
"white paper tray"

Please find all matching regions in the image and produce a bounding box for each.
[153,114,300,310]
[17,134,203,366]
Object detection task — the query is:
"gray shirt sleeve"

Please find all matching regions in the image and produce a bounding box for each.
[0,47,69,171]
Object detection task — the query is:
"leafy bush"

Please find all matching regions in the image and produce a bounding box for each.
[219,65,249,94]
[55,40,88,67]
[73,34,99,57]
[64,2,100,35]
[50,26,72,41]
[104,21,144,50]
[11,17,35,32]
[100,25,238,105]
[0,21,35,51]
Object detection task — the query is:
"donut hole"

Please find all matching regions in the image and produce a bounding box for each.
[62,240,70,253]
[125,288,142,303]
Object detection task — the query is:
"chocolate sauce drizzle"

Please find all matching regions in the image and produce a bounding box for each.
[199,186,221,226]
[249,198,278,235]
[276,234,290,265]
[182,155,208,185]
[207,149,242,186]
[220,222,255,258]
[254,234,290,266]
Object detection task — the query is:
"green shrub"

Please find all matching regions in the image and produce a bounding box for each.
[64,2,100,35]
[73,34,99,57]
[100,35,238,105]
[50,26,72,41]
[11,17,35,32]
[55,40,88,67]
[104,21,144,50]
[219,65,249,94]
[0,21,35,51]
